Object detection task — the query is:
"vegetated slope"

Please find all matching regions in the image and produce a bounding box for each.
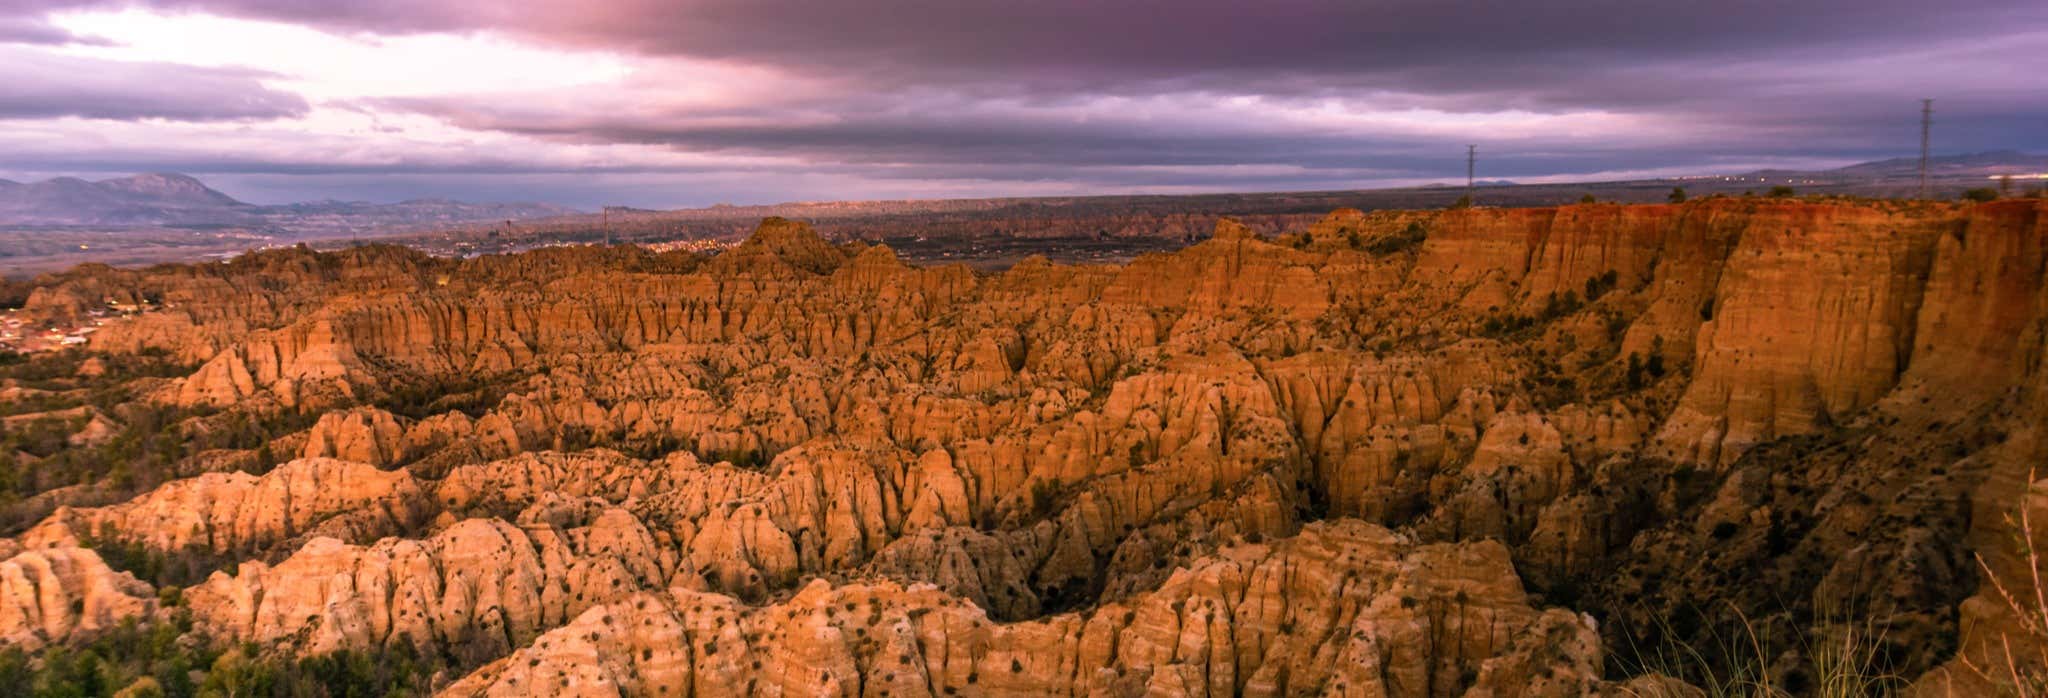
[3,198,2047,696]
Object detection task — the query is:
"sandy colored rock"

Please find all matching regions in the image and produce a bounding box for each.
[0,547,155,651]
[444,521,1612,698]
[13,202,2048,694]
[18,458,431,557]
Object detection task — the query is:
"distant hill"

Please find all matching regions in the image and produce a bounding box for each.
[0,172,577,234]
[1421,180,1518,189]
[1829,150,2048,177]
[92,172,246,208]
[0,173,253,226]
[1743,151,2048,180]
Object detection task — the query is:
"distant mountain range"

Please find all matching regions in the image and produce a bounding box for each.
[0,173,577,234]
[1423,179,1519,188]
[1743,150,2048,180]
[7,153,2041,234]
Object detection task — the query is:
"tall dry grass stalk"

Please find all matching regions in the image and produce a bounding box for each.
[1616,600,1784,698]
[1960,468,2048,696]
[1807,611,1896,698]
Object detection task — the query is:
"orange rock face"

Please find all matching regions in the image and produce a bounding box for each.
[444,521,1604,698]
[0,547,156,651]
[10,200,2048,695]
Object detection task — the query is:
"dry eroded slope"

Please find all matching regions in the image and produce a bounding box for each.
[6,199,2048,696]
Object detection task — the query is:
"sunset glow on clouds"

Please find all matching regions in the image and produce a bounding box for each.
[1,1,2043,207]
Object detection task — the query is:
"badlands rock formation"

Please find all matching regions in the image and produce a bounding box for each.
[0,547,155,652]
[4,198,2047,695]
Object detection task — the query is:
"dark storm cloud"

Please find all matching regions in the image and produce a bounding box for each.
[370,93,1388,168]
[1,0,2042,203]
[0,47,309,121]
[132,2,2048,169]
[369,56,2039,184]
[9,0,2041,95]
[0,15,99,43]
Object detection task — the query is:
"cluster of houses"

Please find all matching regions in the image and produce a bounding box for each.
[0,298,153,354]
[639,238,736,255]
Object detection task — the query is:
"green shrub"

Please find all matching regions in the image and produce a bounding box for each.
[1365,221,1428,255]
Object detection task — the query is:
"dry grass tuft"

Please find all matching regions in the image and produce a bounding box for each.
[1959,468,2048,696]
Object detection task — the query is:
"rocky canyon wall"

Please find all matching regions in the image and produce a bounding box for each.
[5,198,2047,696]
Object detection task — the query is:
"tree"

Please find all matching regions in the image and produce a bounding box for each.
[1451,194,1473,209]
[1668,187,1688,203]
[1578,194,1597,204]
[201,647,278,698]
[1768,185,1796,198]
[1963,187,1999,203]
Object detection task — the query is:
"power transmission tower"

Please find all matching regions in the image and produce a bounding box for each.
[603,208,612,247]
[1466,145,1478,205]
[1919,99,1934,199]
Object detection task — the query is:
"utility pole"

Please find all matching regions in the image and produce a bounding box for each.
[1919,99,1934,200]
[1466,144,1478,205]
[602,208,612,247]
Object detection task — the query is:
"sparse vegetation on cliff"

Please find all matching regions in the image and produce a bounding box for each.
[2,200,2045,695]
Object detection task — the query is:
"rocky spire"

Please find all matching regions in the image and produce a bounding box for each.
[715,216,847,274]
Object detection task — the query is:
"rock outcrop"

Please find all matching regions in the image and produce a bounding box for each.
[0,547,155,651]
[8,200,2048,694]
[18,458,431,557]
[185,512,674,658]
[444,521,1613,697]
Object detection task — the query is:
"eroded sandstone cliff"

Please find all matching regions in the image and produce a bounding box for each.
[7,198,2048,696]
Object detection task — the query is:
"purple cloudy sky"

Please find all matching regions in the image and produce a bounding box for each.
[0,0,2043,208]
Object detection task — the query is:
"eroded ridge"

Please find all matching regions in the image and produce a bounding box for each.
[4,198,2047,695]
